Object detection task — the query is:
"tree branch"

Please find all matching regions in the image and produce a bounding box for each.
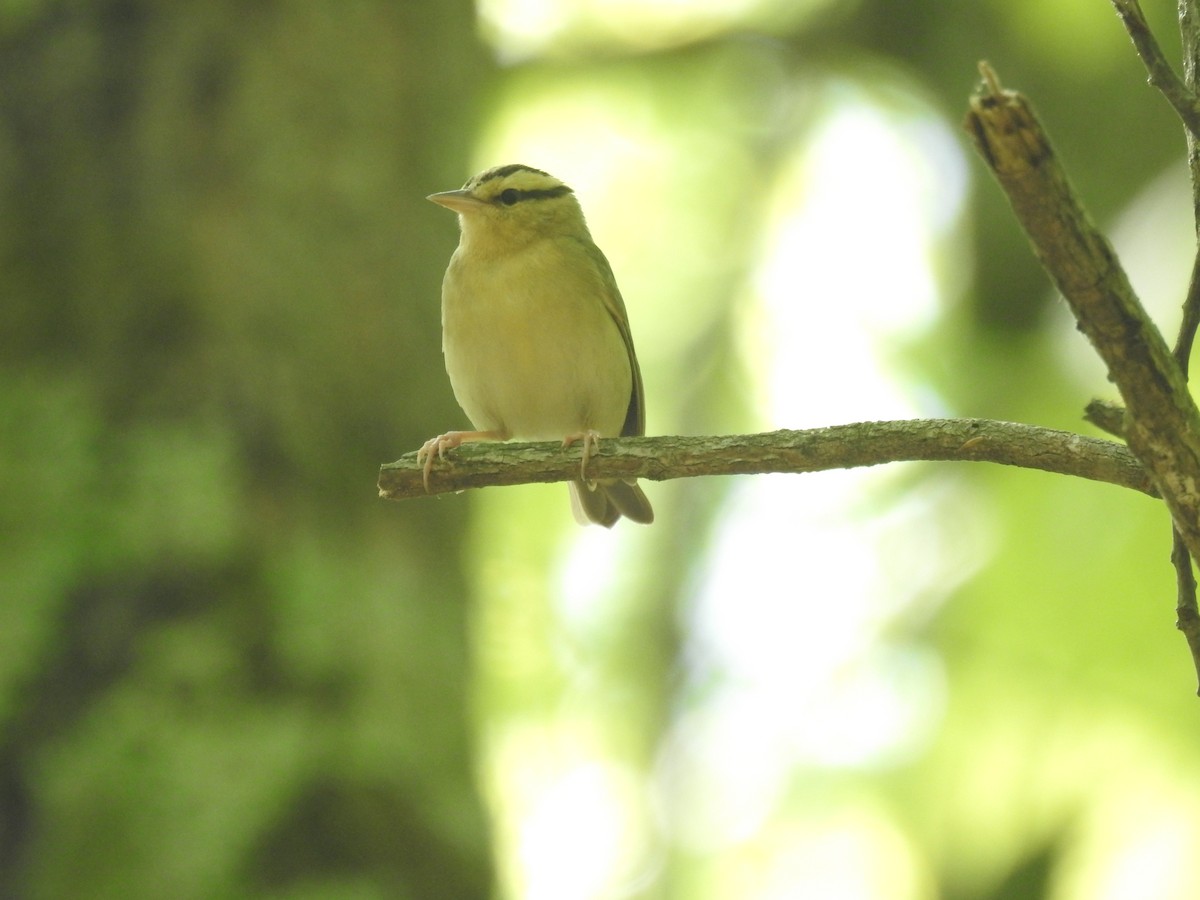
[1175,250,1200,368]
[1181,0,1200,225]
[1175,0,1200,693]
[1111,0,1200,140]
[1170,527,1200,694]
[379,419,1154,501]
[964,63,1200,567]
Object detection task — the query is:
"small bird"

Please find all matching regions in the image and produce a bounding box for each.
[418,164,654,527]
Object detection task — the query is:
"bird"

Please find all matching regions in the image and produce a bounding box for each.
[418,163,654,527]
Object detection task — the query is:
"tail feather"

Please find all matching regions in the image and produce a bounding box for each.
[569,479,653,527]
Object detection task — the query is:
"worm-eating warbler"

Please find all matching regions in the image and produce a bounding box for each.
[418,164,654,527]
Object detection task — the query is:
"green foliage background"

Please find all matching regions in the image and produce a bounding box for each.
[1,1,1198,898]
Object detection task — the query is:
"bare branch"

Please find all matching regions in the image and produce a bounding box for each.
[1169,529,1200,695]
[1177,249,1200,372]
[1111,0,1200,140]
[1174,0,1200,696]
[379,419,1155,502]
[964,63,1200,567]
[1184,0,1200,99]
[1181,0,1200,228]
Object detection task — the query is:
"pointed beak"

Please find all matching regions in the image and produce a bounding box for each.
[427,189,486,213]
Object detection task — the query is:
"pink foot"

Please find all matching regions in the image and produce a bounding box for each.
[562,429,603,484]
[417,430,505,491]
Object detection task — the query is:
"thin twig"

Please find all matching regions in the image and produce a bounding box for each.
[1111,0,1200,140]
[379,419,1155,501]
[1182,0,1200,225]
[1171,528,1200,694]
[1169,248,1200,692]
[1177,235,1200,371]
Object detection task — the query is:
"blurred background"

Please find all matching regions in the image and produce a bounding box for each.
[2,1,1200,898]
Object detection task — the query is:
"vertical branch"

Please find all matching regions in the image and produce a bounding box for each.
[1172,256,1200,691]
[1171,528,1200,693]
[1174,252,1200,366]
[1177,1,1200,345]
[1177,0,1200,691]
[1183,0,1200,225]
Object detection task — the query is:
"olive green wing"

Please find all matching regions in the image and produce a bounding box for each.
[580,239,646,438]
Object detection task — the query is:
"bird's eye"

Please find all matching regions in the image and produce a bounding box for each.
[498,188,520,206]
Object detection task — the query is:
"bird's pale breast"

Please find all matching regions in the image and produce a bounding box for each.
[441,239,632,441]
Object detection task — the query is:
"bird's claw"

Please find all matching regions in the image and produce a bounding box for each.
[417,432,465,492]
[562,429,603,486]
[416,430,506,492]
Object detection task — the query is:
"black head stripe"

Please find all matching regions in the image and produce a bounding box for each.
[500,185,573,204]
[487,163,550,181]
[467,164,574,205]
[471,164,553,188]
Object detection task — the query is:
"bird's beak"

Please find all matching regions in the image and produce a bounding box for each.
[427,189,485,213]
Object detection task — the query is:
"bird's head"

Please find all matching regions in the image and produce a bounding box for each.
[428,164,590,253]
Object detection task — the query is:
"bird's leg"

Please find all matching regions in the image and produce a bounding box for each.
[562,429,603,486]
[417,430,505,492]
